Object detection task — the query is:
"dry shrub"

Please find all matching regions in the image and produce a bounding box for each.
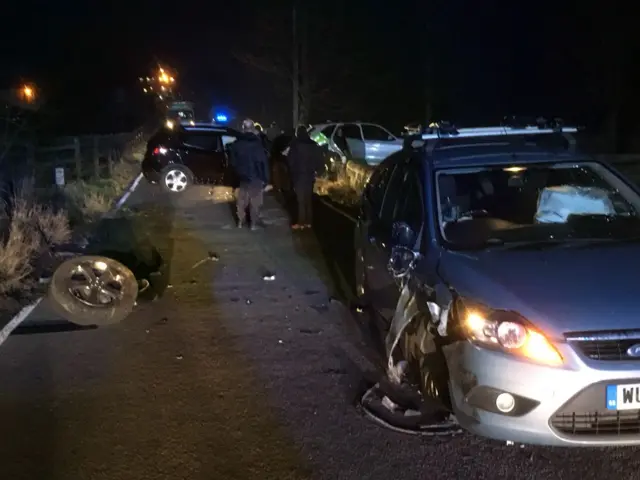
[33,205,71,246]
[63,181,112,224]
[0,218,41,294]
[110,159,139,191]
[0,186,70,294]
[314,162,370,206]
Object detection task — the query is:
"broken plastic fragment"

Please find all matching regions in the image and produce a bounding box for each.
[176,354,183,360]
[381,396,398,411]
[404,409,422,417]
[263,272,276,281]
[208,251,220,261]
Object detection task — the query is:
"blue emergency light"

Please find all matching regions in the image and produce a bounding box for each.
[215,113,228,123]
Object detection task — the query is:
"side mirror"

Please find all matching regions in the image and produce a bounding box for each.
[391,221,416,248]
[388,246,418,279]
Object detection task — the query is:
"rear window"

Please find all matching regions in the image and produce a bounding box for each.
[180,132,221,151]
[321,125,336,137]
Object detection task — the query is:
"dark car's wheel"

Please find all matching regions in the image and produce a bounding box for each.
[48,255,138,326]
[160,165,193,193]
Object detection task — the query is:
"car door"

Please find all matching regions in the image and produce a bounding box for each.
[359,159,397,299]
[180,131,226,183]
[364,155,407,321]
[361,123,403,165]
[341,123,366,162]
[367,159,425,321]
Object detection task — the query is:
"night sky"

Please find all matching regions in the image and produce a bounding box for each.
[1,1,637,135]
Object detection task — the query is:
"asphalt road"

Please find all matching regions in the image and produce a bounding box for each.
[1,183,640,480]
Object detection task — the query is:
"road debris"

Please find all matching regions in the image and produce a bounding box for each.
[263,272,276,281]
[176,354,183,360]
[191,252,220,270]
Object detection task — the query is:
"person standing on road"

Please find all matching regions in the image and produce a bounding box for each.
[265,121,282,143]
[228,118,272,230]
[285,125,325,230]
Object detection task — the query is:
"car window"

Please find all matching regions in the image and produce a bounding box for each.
[394,169,424,235]
[380,164,407,225]
[365,163,396,216]
[361,124,395,142]
[221,135,236,147]
[321,125,336,138]
[181,132,222,152]
[341,124,362,140]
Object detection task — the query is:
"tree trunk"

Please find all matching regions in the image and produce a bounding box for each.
[292,2,300,128]
[298,4,310,125]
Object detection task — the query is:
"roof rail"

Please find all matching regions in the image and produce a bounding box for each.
[422,119,579,154]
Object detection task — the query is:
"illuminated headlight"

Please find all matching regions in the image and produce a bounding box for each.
[165,120,174,130]
[462,301,563,366]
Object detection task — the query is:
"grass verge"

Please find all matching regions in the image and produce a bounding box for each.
[0,157,140,300]
[314,162,371,208]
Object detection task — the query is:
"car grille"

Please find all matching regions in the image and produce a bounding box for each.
[551,382,640,437]
[565,330,640,361]
[574,339,640,361]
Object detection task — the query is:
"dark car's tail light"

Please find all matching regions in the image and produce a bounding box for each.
[152,146,168,155]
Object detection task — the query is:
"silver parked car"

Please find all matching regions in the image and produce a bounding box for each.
[309,122,403,165]
[355,120,640,446]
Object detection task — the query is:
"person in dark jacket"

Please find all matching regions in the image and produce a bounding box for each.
[228,119,272,230]
[285,125,325,229]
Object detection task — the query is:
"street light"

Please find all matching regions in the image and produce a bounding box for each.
[20,84,36,103]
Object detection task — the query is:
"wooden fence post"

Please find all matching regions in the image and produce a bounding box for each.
[93,135,100,179]
[73,137,82,180]
[107,149,114,177]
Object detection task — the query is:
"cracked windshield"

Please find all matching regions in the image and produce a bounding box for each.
[438,162,640,247]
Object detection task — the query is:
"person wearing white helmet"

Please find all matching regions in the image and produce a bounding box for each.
[228,118,272,229]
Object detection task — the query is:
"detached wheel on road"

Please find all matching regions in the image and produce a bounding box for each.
[161,165,192,193]
[47,255,138,326]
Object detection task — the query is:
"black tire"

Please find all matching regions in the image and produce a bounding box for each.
[48,255,138,326]
[160,165,193,193]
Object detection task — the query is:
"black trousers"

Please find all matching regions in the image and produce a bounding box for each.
[294,180,313,225]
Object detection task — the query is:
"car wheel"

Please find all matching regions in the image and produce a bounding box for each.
[160,165,192,193]
[47,255,138,326]
[418,351,452,411]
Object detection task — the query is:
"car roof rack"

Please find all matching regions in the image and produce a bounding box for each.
[420,117,579,154]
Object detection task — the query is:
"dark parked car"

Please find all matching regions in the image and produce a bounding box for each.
[354,121,640,446]
[141,123,240,193]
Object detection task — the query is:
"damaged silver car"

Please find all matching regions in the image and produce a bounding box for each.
[354,120,640,446]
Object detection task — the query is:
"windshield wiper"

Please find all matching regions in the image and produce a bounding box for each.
[488,239,567,251]
[492,236,640,251]
[560,236,640,249]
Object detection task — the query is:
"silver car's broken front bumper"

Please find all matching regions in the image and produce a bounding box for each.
[445,340,640,446]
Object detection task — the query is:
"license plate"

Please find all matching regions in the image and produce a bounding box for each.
[606,384,640,410]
